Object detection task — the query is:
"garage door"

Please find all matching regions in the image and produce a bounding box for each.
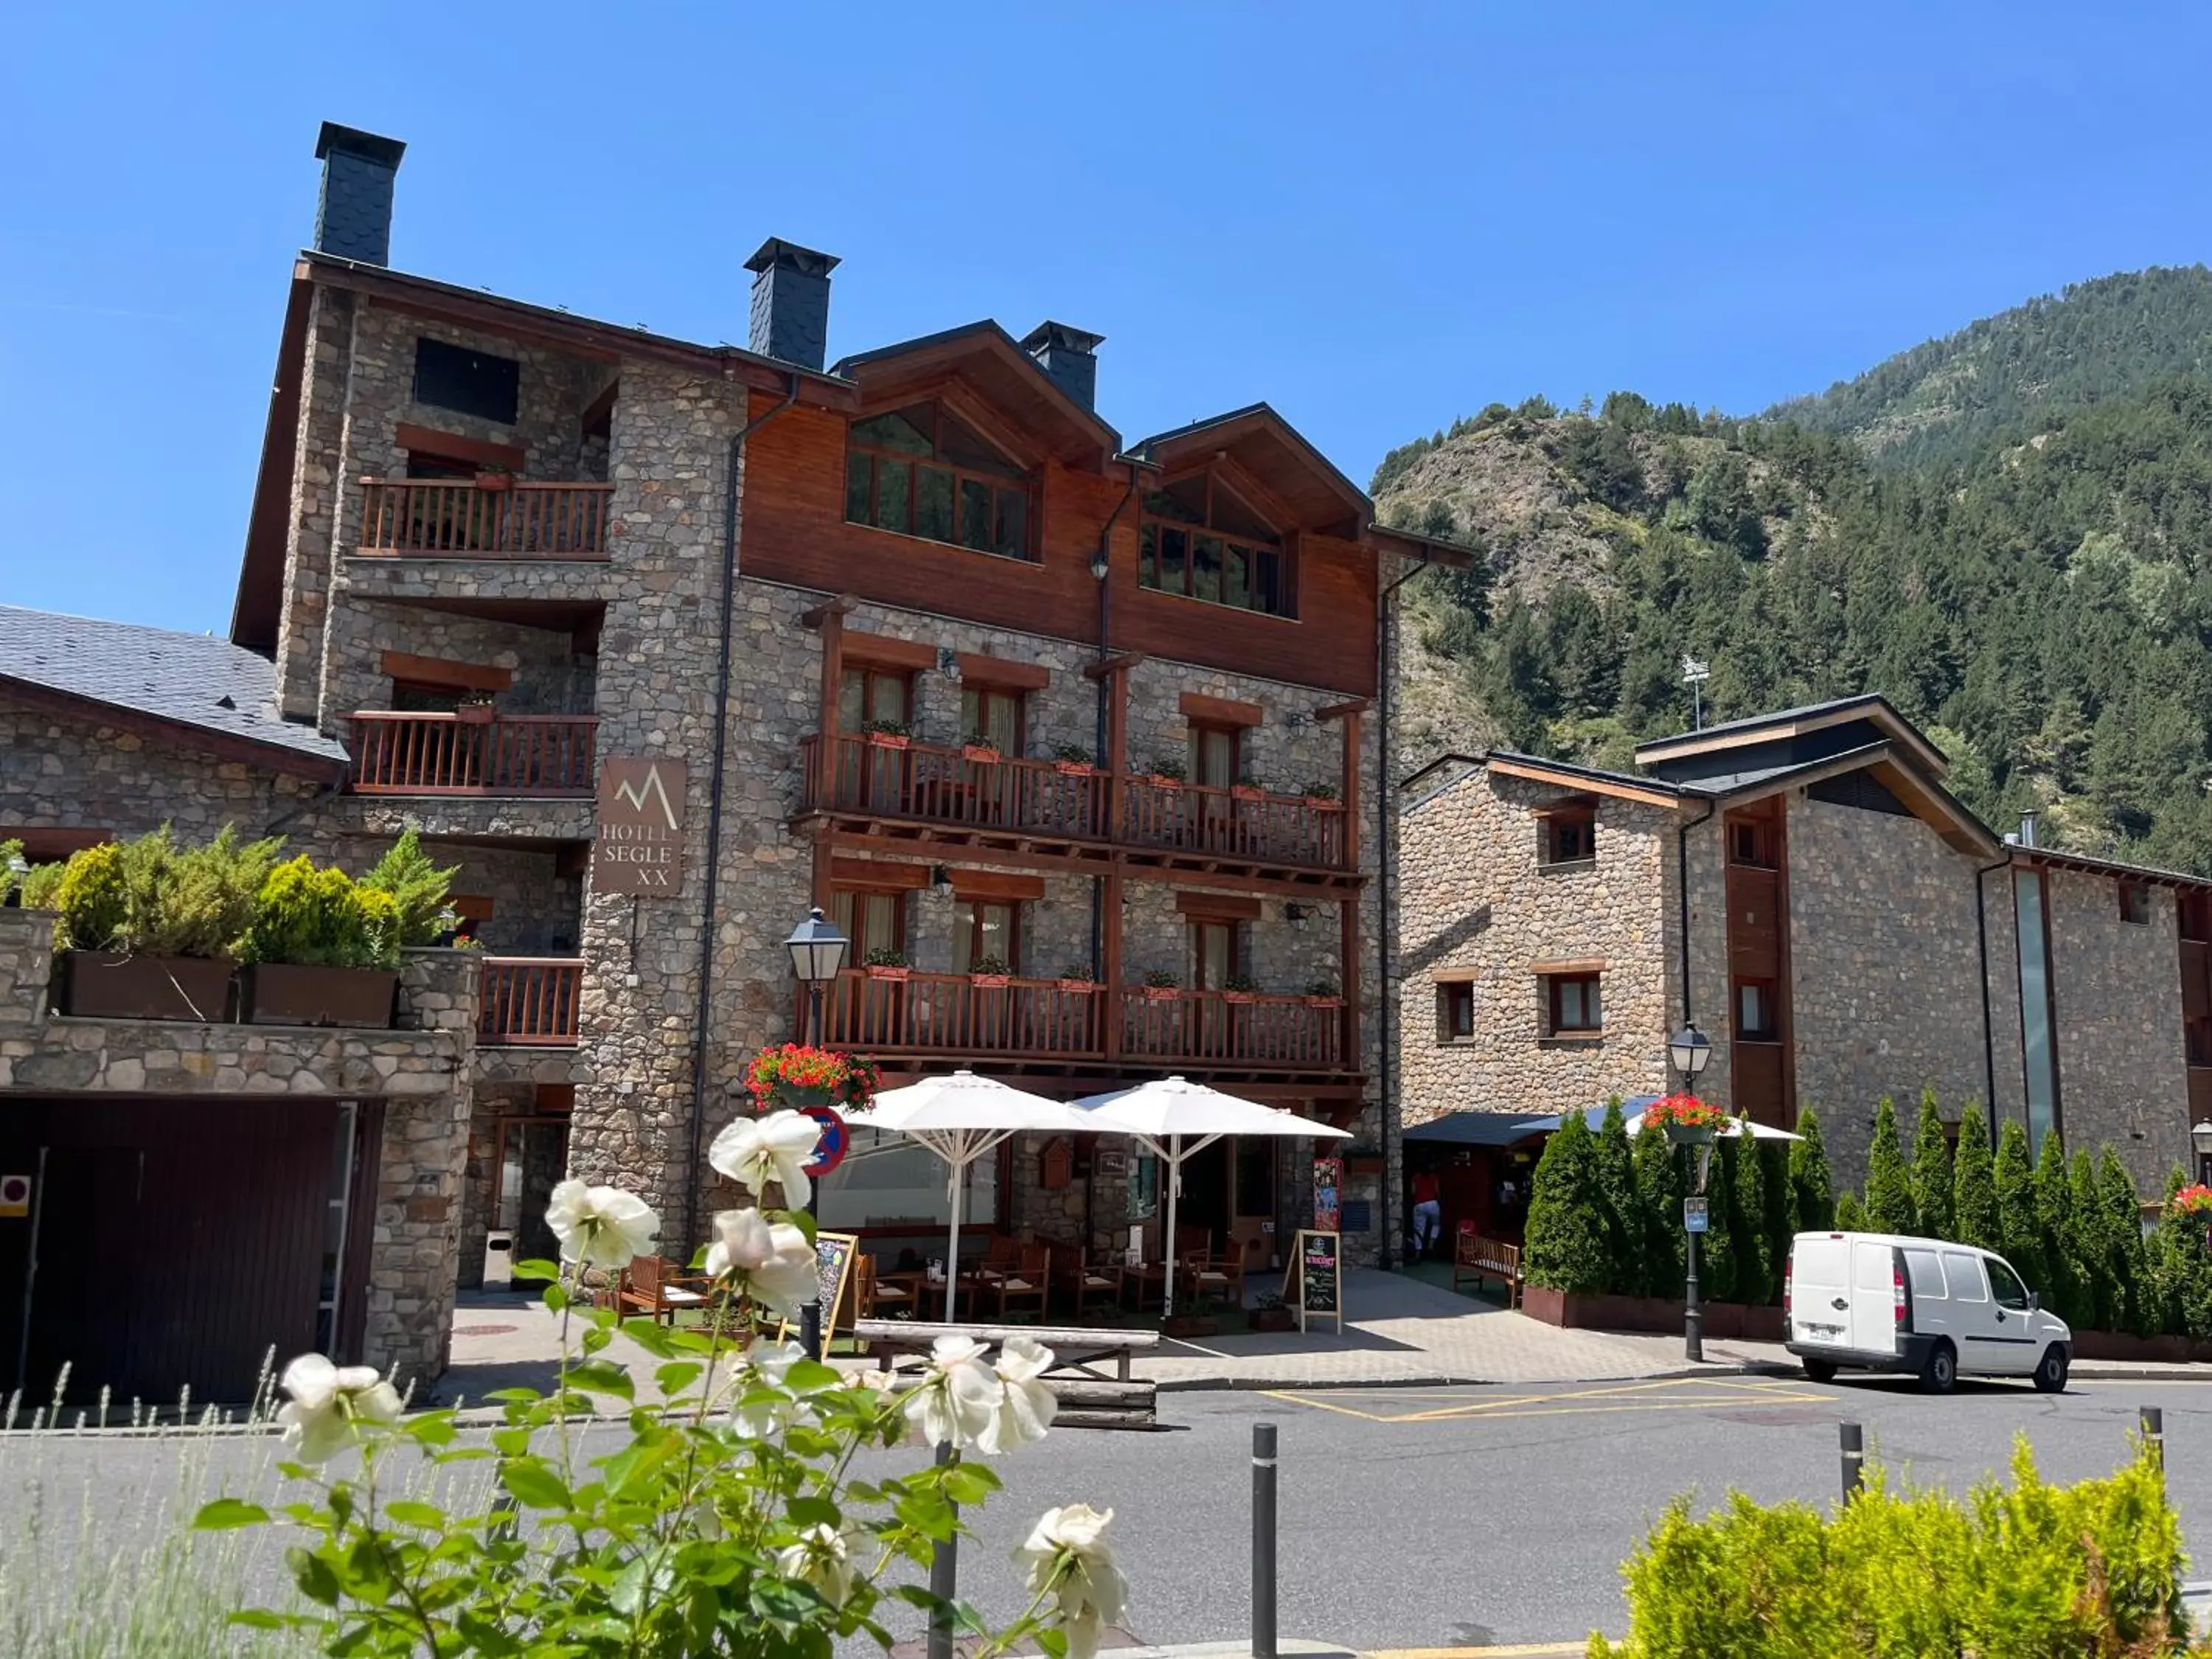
[0,1098,367,1408]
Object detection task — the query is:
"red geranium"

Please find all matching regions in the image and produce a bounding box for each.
[2171,1183,2212,1219]
[1642,1093,1727,1131]
[744,1043,879,1110]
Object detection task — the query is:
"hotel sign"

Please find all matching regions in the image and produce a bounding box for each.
[594,758,687,895]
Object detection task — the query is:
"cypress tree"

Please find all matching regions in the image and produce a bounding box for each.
[1994,1121,2045,1293]
[1909,1088,1955,1240]
[2067,1150,2112,1331]
[1729,1130,1775,1304]
[1756,1138,1793,1304]
[1631,1124,1685,1298]
[1863,1096,1918,1235]
[1787,1107,1834,1234]
[1834,1189,1868,1231]
[1523,1110,1611,1294]
[1951,1107,2002,1253]
[1593,1098,1638,1295]
[1698,1138,1740,1305]
[2033,1133,2083,1326]
[2096,1148,2150,1337]
[2149,1166,2212,1340]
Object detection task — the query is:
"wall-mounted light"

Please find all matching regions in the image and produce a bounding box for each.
[1286,711,1310,731]
[1089,549,1110,582]
[937,647,961,678]
[931,866,956,899]
[1284,902,1314,925]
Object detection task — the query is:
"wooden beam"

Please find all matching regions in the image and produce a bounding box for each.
[1530,958,1607,975]
[1315,698,1371,723]
[393,422,526,471]
[1180,691,1264,728]
[933,380,1047,473]
[580,378,619,439]
[801,594,859,630]
[952,869,1047,902]
[1175,891,1263,920]
[843,630,938,672]
[1486,755,1680,808]
[956,650,1051,692]
[1083,651,1147,682]
[830,856,932,890]
[378,650,513,693]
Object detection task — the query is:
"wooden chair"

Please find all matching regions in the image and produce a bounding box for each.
[1189,1247,1246,1312]
[963,1233,1023,1305]
[993,1242,1051,1322]
[617,1255,713,1326]
[854,1254,915,1321]
[1060,1248,1124,1321]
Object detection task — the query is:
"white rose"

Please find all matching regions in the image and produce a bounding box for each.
[776,1522,856,1608]
[543,1179,659,1271]
[902,1332,1001,1451]
[709,1110,821,1205]
[275,1353,403,1464]
[733,1339,823,1440]
[1014,1503,1127,1659]
[703,1207,818,1316]
[979,1335,1058,1455]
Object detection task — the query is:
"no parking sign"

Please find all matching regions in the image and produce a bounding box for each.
[798,1105,849,1177]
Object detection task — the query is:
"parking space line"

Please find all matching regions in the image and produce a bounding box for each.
[1265,1377,1832,1425]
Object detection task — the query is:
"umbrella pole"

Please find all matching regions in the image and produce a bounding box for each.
[945,1150,964,1324]
[1163,1135,1180,1318]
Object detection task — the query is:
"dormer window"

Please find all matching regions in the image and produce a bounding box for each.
[1138,471,1292,617]
[844,402,1034,561]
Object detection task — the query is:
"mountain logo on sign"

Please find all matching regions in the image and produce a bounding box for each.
[611,765,681,829]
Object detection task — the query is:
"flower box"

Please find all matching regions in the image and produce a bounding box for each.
[237,962,400,1029]
[1231,785,1265,801]
[961,745,1001,764]
[1302,995,1343,1009]
[1056,978,1097,993]
[456,703,498,726]
[1147,773,1182,789]
[865,731,910,750]
[970,973,1010,990]
[1222,990,1257,1005]
[1053,760,1096,776]
[1141,984,1180,1002]
[473,471,513,493]
[1303,796,1343,811]
[1162,1313,1219,1339]
[864,964,910,982]
[57,950,234,1023]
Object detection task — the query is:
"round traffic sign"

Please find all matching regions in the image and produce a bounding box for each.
[799,1104,849,1176]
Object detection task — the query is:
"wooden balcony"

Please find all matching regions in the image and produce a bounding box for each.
[1121,987,1345,1069]
[349,712,597,796]
[796,733,1351,881]
[357,478,612,559]
[478,958,583,1046]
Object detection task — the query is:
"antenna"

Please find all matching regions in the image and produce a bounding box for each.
[1680,655,1711,732]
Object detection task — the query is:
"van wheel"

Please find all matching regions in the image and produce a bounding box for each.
[2032,1344,2070,1394]
[1802,1358,1838,1384]
[1919,1340,1958,1394]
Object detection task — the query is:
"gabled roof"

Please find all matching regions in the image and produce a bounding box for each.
[831,320,1121,467]
[0,606,349,779]
[1635,692,1951,780]
[1127,403,1369,539]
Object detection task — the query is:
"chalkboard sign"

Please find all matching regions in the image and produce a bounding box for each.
[1283,1228,1342,1331]
[779,1231,859,1344]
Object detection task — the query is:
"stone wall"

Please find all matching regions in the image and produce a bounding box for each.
[321,605,595,726]
[326,833,582,956]
[0,911,476,1385]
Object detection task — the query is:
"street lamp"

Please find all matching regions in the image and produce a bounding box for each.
[1,849,27,908]
[785,906,849,1046]
[2193,1119,2212,1182]
[1670,1023,1714,1364]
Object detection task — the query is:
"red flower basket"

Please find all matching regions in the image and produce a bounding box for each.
[2171,1183,2212,1220]
[744,1043,879,1112]
[1644,1093,1726,1144]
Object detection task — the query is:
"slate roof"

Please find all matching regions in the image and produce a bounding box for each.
[0,605,349,771]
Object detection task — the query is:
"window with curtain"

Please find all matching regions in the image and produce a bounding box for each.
[838,666,911,731]
[952,900,1019,974]
[1186,919,1240,990]
[1187,723,1240,787]
[832,888,905,962]
[1136,471,1292,616]
[844,403,1034,560]
[961,686,1024,752]
[1545,973,1602,1034]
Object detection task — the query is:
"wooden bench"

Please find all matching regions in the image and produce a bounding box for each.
[854,1319,1162,1430]
[1453,1233,1523,1307]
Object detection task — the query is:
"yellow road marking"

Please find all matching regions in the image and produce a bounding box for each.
[1265,1377,1829,1425]
[1366,1644,1590,1657]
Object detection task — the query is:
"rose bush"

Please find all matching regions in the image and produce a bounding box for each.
[197,1109,1124,1658]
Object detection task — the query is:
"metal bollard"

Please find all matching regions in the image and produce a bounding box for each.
[1253,1422,1279,1659]
[2143,1405,2166,1475]
[1839,1421,1864,1502]
[928,1441,958,1659]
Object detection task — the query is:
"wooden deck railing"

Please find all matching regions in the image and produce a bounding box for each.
[798,735,1345,866]
[1121,987,1344,1068]
[358,479,613,558]
[818,970,1109,1058]
[349,712,597,796]
[478,959,584,1045]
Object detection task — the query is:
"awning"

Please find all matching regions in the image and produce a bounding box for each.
[1402,1111,1557,1148]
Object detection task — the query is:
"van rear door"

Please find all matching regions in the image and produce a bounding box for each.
[1790,1236,1850,1348]
[1849,1239,1899,1357]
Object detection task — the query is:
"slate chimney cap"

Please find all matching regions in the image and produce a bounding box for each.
[745,237,841,278]
[1020,321,1106,356]
[314,122,406,170]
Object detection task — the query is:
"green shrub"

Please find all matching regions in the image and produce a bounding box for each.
[1834,1189,1867,1231]
[359,829,459,947]
[2097,1148,2152,1337]
[1909,1087,1954,1240]
[1863,1096,1916,1234]
[1588,1440,2185,1659]
[1593,1098,1637,1294]
[1994,1121,2045,1293]
[0,839,20,902]
[1630,1124,1684,1297]
[1952,1107,2002,1253]
[2034,1132,2086,1327]
[1787,1107,1834,1234]
[2150,1167,2212,1343]
[16,861,64,912]
[45,827,279,959]
[1724,1133,1775,1306]
[2067,1149,2113,1332]
[1697,1138,1741,1305]
[1756,1138,1792,1304]
[1524,1110,1612,1294]
[241,858,400,972]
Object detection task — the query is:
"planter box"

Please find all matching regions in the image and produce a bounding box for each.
[1053,761,1096,776]
[1302,796,1342,810]
[1147,774,1183,788]
[865,732,910,750]
[237,963,400,1029]
[1222,990,1257,1004]
[2070,1329,2212,1363]
[961,746,1001,763]
[1247,1308,1297,1333]
[1522,1286,1783,1340]
[474,471,512,492]
[1162,1313,1220,1339]
[58,951,233,1022]
[1141,985,1180,1001]
[1302,995,1343,1009]
[1055,979,1098,993]
[1231,785,1265,801]
[456,703,497,725]
[864,964,911,982]
[970,974,1010,990]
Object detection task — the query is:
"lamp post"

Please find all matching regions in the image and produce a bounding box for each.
[785,906,849,1360]
[1668,1023,1713,1363]
[2193,1119,2212,1185]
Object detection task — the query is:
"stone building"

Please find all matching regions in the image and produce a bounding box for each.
[0,118,1458,1396]
[1394,692,2212,1235]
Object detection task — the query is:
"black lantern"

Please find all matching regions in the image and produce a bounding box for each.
[785,907,849,985]
[1669,1023,1712,1087]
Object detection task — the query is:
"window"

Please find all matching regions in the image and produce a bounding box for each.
[1138,471,1293,617]
[1903,1248,1946,1299]
[1541,809,1595,866]
[1986,1257,2031,1312]
[412,338,520,425]
[404,451,478,481]
[953,900,1019,975]
[2014,867,2060,1155]
[1129,1150,1161,1219]
[831,888,906,962]
[1187,919,1241,990]
[1438,981,1475,1042]
[1729,818,1776,869]
[844,403,1034,560]
[1736,978,1778,1040]
[1546,973,1602,1034]
[1188,723,1240,788]
[838,666,911,731]
[818,1128,999,1230]
[1941,1252,1989,1303]
[2119,880,2152,925]
[390,679,468,714]
[961,686,1024,752]
[2184,892,2212,943]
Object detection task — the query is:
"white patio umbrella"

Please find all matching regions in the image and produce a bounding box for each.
[844,1069,1102,1321]
[1074,1075,1351,1316]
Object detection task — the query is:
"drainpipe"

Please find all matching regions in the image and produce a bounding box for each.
[1374,552,1438,1271]
[683,372,801,1254]
[1972,848,2015,1145]
[1676,796,1717,1026]
[1088,465,1141,976]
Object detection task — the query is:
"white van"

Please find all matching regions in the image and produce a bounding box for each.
[1784,1231,2072,1393]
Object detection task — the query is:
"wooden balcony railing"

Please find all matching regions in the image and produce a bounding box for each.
[1121,987,1345,1068]
[478,958,584,1046]
[818,970,1108,1059]
[1121,778,1346,868]
[798,734,1346,867]
[358,478,613,559]
[349,712,597,796]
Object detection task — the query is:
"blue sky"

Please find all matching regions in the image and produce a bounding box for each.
[5,1,2210,633]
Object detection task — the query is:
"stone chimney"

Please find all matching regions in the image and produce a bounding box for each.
[313,122,406,266]
[2020,810,2039,848]
[1020,321,1105,411]
[745,238,839,372]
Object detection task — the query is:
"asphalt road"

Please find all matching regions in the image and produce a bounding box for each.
[4,1374,2208,1653]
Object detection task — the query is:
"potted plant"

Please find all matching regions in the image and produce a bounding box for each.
[862,717,911,750]
[1231,772,1267,802]
[237,856,406,1028]
[1248,1291,1297,1333]
[473,465,515,492]
[456,693,498,726]
[1301,781,1343,809]
[743,1043,879,1112]
[863,946,911,982]
[50,826,277,1022]
[1056,963,1098,992]
[1141,967,1180,1001]
[1222,971,1261,1005]
[1051,744,1096,776]
[1144,757,1186,788]
[961,731,1002,763]
[1302,978,1343,1007]
[1644,1092,1726,1145]
[969,953,1012,990]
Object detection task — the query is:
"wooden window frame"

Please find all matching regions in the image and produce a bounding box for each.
[838,664,915,733]
[1543,971,1603,1036]
[960,684,1026,753]
[1728,816,1778,869]
[1186,917,1244,990]
[1541,808,1596,867]
[1734,977,1779,1041]
[1188,720,1242,788]
[1137,469,1295,618]
[2119,880,2153,926]
[956,897,1022,975]
[843,403,1037,563]
[1438,980,1475,1043]
[831,884,909,961]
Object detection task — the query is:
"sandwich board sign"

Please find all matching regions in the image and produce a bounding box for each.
[1283,1228,1342,1332]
